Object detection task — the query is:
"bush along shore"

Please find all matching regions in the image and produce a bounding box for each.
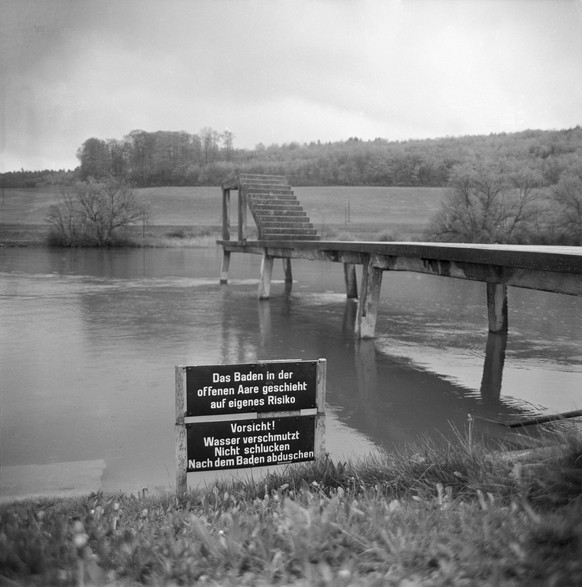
[1,430,581,586]
[0,225,224,249]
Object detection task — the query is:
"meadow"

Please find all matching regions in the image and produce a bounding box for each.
[1,431,581,586]
[0,185,447,245]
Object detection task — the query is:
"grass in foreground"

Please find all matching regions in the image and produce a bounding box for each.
[1,431,581,586]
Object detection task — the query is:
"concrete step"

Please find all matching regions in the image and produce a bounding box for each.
[248,190,296,198]
[252,202,304,211]
[243,178,290,185]
[260,218,314,226]
[253,209,307,218]
[261,227,319,236]
[240,174,288,184]
[261,234,321,241]
[247,188,295,197]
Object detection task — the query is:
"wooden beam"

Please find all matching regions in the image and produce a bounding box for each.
[283,258,293,284]
[218,241,582,296]
[343,263,358,298]
[487,282,508,333]
[480,332,507,402]
[222,188,230,241]
[314,358,327,459]
[220,250,231,285]
[258,251,274,300]
[238,185,248,241]
[356,258,383,338]
[175,366,187,497]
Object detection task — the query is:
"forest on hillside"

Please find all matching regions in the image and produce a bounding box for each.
[2,126,582,190]
[3,127,582,245]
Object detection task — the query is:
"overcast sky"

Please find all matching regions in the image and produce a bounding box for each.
[1,0,581,172]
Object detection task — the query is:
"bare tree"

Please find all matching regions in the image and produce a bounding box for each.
[552,170,582,244]
[199,127,220,165]
[47,178,149,246]
[425,159,544,243]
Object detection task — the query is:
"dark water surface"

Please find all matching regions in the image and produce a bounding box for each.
[1,247,581,497]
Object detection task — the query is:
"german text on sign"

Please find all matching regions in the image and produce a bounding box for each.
[186,416,315,471]
[185,361,317,416]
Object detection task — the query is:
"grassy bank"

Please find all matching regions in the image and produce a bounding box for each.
[1,431,581,586]
[0,225,224,249]
[0,185,447,248]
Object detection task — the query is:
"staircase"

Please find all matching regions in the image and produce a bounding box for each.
[239,174,320,241]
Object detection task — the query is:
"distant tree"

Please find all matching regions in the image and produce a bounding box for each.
[425,159,544,243]
[200,127,220,164]
[551,168,582,244]
[221,129,235,161]
[46,178,149,247]
[77,138,110,180]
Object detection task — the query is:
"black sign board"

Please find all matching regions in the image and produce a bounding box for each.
[186,415,315,471]
[186,360,317,417]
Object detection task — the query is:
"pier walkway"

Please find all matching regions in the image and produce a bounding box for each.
[219,174,582,339]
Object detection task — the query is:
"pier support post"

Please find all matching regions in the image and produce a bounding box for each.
[356,259,383,339]
[343,263,358,299]
[480,332,508,403]
[283,258,293,284]
[220,250,231,285]
[238,185,248,241]
[221,188,231,241]
[258,251,274,300]
[487,282,508,333]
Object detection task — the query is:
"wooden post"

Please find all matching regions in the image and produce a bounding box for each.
[487,282,508,333]
[480,332,507,403]
[258,251,274,300]
[356,258,383,339]
[343,263,358,299]
[238,184,247,241]
[222,188,230,241]
[220,250,231,285]
[342,299,358,334]
[283,258,293,284]
[315,358,327,458]
[175,366,187,497]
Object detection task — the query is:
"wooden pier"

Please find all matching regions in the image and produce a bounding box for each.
[219,174,582,339]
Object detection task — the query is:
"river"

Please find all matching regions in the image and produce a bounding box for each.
[1,246,581,498]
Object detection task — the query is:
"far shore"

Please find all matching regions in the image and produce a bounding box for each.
[0,224,226,249]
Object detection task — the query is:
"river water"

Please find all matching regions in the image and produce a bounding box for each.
[1,246,581,497]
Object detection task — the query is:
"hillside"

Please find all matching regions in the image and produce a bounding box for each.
[3,126,581,190]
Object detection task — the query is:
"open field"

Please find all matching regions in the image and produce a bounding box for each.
[0,185,447,245]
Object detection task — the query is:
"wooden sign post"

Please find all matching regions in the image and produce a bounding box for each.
[175,359,326,495]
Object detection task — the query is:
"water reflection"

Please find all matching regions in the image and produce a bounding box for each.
[480,333,508,404]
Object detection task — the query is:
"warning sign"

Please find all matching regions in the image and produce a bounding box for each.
[186,416,315,471]
[175,359,326,493]
[185,360,317,416]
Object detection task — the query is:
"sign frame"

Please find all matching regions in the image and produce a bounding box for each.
[175,358,326,495]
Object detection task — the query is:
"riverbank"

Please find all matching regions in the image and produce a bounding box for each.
[0,224,224,249]
[1,432,580,586]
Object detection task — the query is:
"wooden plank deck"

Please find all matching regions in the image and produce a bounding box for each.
[218,238,582,338]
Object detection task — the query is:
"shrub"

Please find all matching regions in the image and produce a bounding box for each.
[46,178,149,247]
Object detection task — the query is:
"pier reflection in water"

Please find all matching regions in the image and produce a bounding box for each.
[0,247,580,498]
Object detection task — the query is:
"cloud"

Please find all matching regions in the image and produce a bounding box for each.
[1,0,581,171]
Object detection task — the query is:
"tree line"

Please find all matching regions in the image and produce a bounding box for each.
[2,126,581,190]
